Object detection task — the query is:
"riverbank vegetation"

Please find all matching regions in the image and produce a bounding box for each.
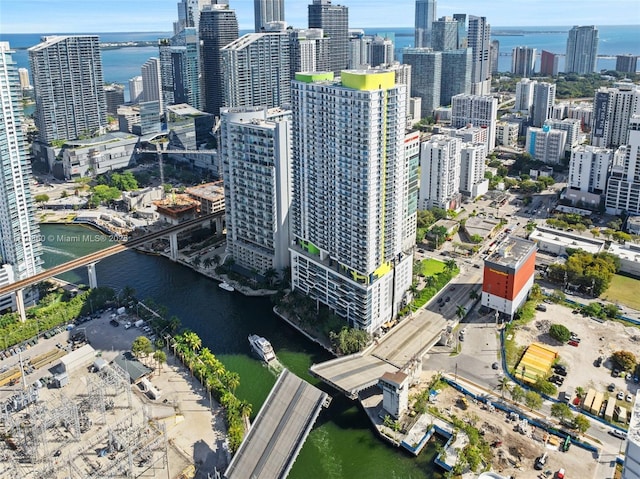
[0,285,116,350]
[172,331,251,452]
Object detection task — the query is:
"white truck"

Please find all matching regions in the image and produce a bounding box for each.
[134,319,144,328]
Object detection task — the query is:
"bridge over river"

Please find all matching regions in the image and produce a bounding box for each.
[309,267,483,398]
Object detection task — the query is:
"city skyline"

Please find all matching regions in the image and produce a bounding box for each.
[2,0,639,33]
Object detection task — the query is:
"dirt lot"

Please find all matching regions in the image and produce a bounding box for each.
[513,303,640,404]
[427,377,599,479]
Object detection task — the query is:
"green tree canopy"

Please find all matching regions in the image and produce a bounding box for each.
[612,350,637,371]
[329,327,370,355]
[549,324,571,343]
[524,390,543,410]
[572,414,590,434]
[551,402,573,422]
[132,336,153,359]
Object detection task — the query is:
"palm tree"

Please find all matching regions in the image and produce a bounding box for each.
[280,266,292,288]
[121,285,136,304]
[182,331,202,352]
[203,257,213,269]
[153,350,166,374]
[168,316,181,334]
[444,259,457,273]
[192,256,202,268]
[456,305,467,320]
[497,376,511,399]
[224,257,236,272]
[510,384,525,403]
[469,290,479,300]
[223,371,241,393]
[212,254,221,267]
[239,400,252,419]
[264,267,278,286]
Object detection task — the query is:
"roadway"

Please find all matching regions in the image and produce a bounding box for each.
[310,264,483,398]
[0,212,222,297]
[224,369,329,479]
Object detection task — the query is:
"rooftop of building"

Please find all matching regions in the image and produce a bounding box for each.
[607,242,640,263]
[166,103,209,118]
[28,35,99,51]
[380,370,408,386]
[222,31,287,50]
[529,226,605,254]
[485,236,536,268]
[185,181,225,202]
[464,216,501,237]
[64,132,138,148]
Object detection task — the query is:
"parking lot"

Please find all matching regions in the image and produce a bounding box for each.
[513,302,640,412]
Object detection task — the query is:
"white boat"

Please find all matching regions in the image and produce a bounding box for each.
[218,282,234,292]
[248,334,276,362]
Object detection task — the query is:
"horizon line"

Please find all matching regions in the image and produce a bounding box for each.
[2,24,639,35]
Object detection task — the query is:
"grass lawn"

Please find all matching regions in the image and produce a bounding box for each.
[601,274,640,310]
[419,258,446,276]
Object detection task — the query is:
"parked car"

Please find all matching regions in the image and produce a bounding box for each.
[109,319,119,327]
[595,357,603,367]
[609,429,627,440]
[568,340,579,347]
[612,368,621,377]
[627,394,634,402]
[608,383,616,392]
[557,468,565,479]
[617,391,625,400]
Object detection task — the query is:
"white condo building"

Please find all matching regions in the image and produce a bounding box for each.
[221,32,291,109]
[451,93,497,151]
[220,106,292,275]
[568,145,612,194]
[525,125,567,164]
[419,135,462,210]
[605,115,640,215]
[289,70,414,333]
[459,143,488,198]
[514,78,536,115]
[532,81,556,128]
[141,57,163,112]
[545,118,582,152]
[0,43,43,313]
[592,83,640,149]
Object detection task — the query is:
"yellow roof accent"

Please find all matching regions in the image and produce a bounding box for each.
[341,70,395,91]
[295,72,334,83]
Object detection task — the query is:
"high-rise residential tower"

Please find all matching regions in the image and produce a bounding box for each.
[616,54,638,74]
[290,70,413,332]
[159,26,202,110]
[490,40,499,74]
[565,25,599,74]
[540,50,559,76]
[531,81,556,127]
[605,115,640,215]
[467,15,491,95]
[308,0,349,75]
[414,0,436,48]
[221,106,292,275]
[451,93,498,151]
[440,49,472,106]
[419,135,462,210]
[403,49,441,118]
[431,16,458,52]
[141,57,163,105]
[254,0,285,32]
[200,4,239,115]
[288,28,330,78]
[221,32,291,109]
[0,43,43,313]
[514,78,536,114]
[28,36,106,144]
[592,83,640,149]
[512,46,536,77]
[129,76,144,103]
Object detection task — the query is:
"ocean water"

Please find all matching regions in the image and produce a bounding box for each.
[1,25,638,98]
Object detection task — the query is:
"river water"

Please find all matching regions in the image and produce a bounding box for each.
[40,223,443,479]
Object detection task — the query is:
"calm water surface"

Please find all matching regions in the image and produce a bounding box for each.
[41,223,443,479]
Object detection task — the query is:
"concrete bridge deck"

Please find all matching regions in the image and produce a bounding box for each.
[309,267,482,398]
[224,369,329,479]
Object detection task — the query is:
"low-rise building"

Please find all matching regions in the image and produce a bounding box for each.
[528,226,605,256]
[496,121,519,147]
[607,242,640,278]
[378,371,409,419]
[525,125,567,164]
[185,181,225,215]
[56,132,139,179]
[482,237,537,319]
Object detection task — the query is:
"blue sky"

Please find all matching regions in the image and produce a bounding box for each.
[1,0,639,33]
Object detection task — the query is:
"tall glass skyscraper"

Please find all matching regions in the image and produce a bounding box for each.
[28,36,106,144]
[159,27,202,110]
[200,4,239,115]
[565,25,599,74]
[0,43,42,311]
[254,0,285,31]
[308,0,349,75]
[289,71,414,332]
[414,0,436,48]
[467,16,491,95]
